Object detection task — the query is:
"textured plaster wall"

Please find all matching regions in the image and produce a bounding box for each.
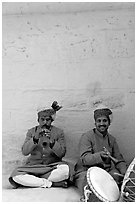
[2,3,135,175]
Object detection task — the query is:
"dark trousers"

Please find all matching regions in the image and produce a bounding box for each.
[74,171,87,196]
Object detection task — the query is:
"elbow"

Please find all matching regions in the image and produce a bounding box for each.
[59,146,66,157]
[22,152,29,156]
[62,147,66,157]
[81,153,95,166]
[62,151,66,158]
[22,147,29,156]
[58,148,66,158]
[81,156,89,166]
[59,150,66,158]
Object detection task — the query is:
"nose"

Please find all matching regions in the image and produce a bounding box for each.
[42,119,48,125]
[100,120,104,125]
[100,120,106,126]
[44,119,47,123]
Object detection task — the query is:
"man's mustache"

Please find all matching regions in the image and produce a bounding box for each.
[41,124,50,129]
[98,125,106,128]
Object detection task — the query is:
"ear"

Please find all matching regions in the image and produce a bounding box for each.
[50,116,54,122]
[108,118,111,125]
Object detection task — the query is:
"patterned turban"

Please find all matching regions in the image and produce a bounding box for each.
[37,101,62,121]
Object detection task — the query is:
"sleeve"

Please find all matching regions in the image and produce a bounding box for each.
[112,139,127,174]
[51,130,66,158]
[22,129,37,156]
[79,133,103,166]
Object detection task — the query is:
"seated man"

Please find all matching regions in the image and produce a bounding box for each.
[73,105,127,201]
[9,101,70,188]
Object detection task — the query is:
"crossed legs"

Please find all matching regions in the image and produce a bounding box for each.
[12,164,69,188]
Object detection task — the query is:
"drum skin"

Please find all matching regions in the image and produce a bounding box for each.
[87,167,120,202]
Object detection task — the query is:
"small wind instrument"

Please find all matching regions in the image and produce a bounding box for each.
[41,128,51,147]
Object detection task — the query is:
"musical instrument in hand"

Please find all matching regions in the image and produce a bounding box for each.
[40,128,51,147]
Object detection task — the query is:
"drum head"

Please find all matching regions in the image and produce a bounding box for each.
[87,167,120,202]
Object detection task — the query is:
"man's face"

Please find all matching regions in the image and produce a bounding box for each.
[38,116,52,128]
[95,115,110,134]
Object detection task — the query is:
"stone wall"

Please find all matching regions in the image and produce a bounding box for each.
[2,2,135,174]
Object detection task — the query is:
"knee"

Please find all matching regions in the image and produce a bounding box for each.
[9,176,20,188]
[57,164,69,177]
[48,164,69,182]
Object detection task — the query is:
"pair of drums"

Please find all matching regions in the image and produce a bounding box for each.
[84,158,135,202]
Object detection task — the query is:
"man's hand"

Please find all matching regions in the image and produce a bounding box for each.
[103,147,111,156]
[33,126,51,145]
[34,126,46,139]
[100,149,111,164]
[49,139,55,148]
[100,151,110,159]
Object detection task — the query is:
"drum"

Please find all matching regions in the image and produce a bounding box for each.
[84,166,120,202]
[119,158,135,202]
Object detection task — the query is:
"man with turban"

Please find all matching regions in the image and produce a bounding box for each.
[9,101,71,189]
[73,105,127,201]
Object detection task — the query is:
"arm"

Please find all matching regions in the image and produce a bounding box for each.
[22,129,37,156]
[51,130,66,158]
[79,133,103,166]
[112,139,127,174]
